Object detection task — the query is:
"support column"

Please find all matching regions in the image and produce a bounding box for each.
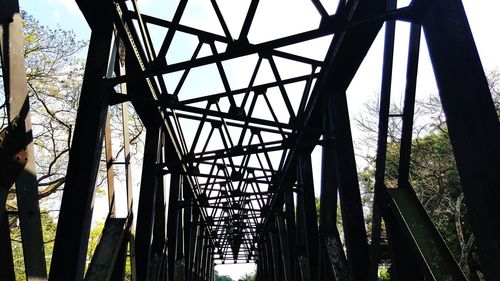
[269,219,284,281]
[368,0,396,279]
[0,213,15,281]
[276,215,292,281]
[49,18,113,281]
[150,154,167,281]
[296,154,319,281]
[319,140,350,281]
[135,127,161,281]
[324,89,369,281]
[183,184,193,280]
[420,1,500,278]
[110,38,136,281]
[284,188,297,281]
[0,1,47,279]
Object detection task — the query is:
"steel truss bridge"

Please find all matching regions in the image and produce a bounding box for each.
[1,0,499,280]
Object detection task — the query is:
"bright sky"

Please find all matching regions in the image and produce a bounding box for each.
[18,0,500,279]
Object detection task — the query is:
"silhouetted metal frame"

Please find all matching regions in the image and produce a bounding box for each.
[48,1,114,279]
[419,0,500,279]
[0,0,47,279]
[0,212,15,280]
[135,126,161,280]
[43,0,500,279]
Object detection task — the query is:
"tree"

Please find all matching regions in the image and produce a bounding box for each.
[9,211,57,280]
[1,11,145,279]
[1,11,87,279]
[355,84,499,280]
[15,11,144,204]
[215,270,234,281]
[240,271,256,281]
[361,131,475,268]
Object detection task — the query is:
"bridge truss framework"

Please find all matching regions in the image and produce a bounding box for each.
[1,0,499,280]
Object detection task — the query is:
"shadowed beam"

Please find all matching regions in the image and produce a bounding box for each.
[1,1,47,279]
[49,1,113,278]
[419,0,500,279]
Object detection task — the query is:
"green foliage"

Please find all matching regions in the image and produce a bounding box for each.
[389,132,467,258]
[86,221,105,268]
[378,266,390,281]
[3,11,144,280]
[357,97,485,278]
[315,197,343,234]
[240,271,256,281]
[17,10,144,201]
[10,211,57,280]
[215,270,234,281]
[315,197,320,223]
[356,87,499,280]
[9,213,105,280]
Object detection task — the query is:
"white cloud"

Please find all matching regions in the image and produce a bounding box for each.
[48,0,80,15]
[52,10,60,21]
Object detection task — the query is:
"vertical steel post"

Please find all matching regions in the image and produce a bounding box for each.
[183,184,192,280]
[167,173,182,280]
[187,209,200,280]
[135,126,161,281]
[420,0,500,279]
[296,154,319,281]
[200,238,208,281]
[150,159,167,281]
[193,226,204,280]
[0,213,15,281]
[396,24,421,188]
[276,215,292,281]
[103,32,117,218]
[0,1,47,279]
[284,188,297,281]
[265,237,276,281]
[319,138,350,281]
[368,0,396,279]
[311,1,386,278]
[269,219,284,281]
[260,244,269,281]
[104,114,116,218]
[49,19,113,281]
[324,90,368,281]
[384,25,428,280]
[110,38,136,281]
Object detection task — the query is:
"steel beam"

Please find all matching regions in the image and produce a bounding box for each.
[150,149,167,281]
[385,186,466,280]
[276,216,292,281]
[48,4,114,280]
[104,114,116,218]
[183,185,193,280]
[167,173,182,281]
[319,141,350,281]
[384,208,424,281]
[296,154,319,281]
[323,77,368,281]
[0,213,15,281]
[269,222,283,281]
[419,0,500,279]
[84,216,129,281]
[368,0,396,279]
[109,39,136,281]
[60,0,500,279]
[135,127,161,281]
[0,1,47,279]
[260,0,385,266]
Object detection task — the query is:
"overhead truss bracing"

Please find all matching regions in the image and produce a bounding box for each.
[1,0,499,280]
